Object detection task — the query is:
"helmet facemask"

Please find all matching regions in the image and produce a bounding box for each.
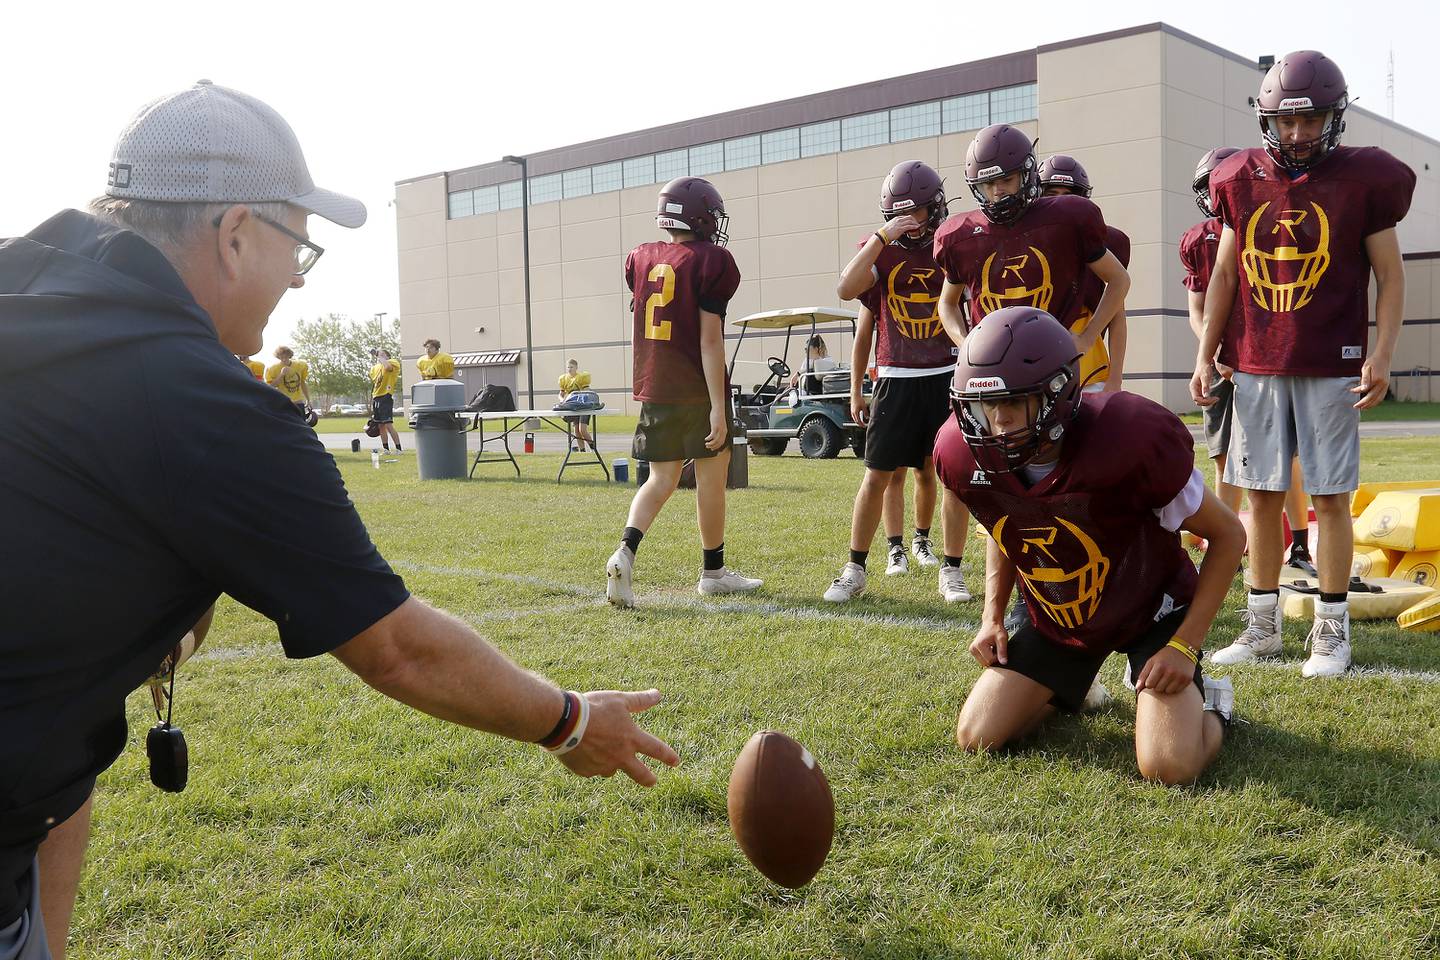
[950,364,1079,473]
[1259,106,1346,172]
[1193,173,1217,219]
[883,194,948,249]
[968,156,1040,227]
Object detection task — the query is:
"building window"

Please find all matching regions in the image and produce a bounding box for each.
[801,120,840,157]
[529,173,562,204]
[890,101,941,142]
[592,162,623,193]
[655,149,688,182]
[762,128,800,164]
[990,84,1037,124]
[689,142,724,176]
[725,135,761,170]
[447,190,473,219]
[842,111,890,150]
[563,167,592,199]
[498,180,523,210]
[474,185,499,215]
[623,155,655,189]
[942,92,989,134]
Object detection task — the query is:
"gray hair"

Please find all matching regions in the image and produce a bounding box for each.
[86,196,292,257]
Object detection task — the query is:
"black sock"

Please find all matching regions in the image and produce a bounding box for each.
[850,549,868,568]
[383,444,391,451]
[395,442,402,451]
[1290,529,1309,553]
[943,555,963,568]
[915,527,931,540]
[1249,587,1280,597]
[1320,591,1347,604]
[703,544,724,572]
[887,535,903,548]
[621,527,644,555]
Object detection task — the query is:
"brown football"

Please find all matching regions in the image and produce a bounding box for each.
[727,730,834,888]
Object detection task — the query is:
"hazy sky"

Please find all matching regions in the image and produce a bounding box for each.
[4,0,1436,359]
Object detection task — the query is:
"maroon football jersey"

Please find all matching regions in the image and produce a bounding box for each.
[1178,217,1223,293]
[625,239,741,404]
[1209,145,1415,377]
[856,239,955,370]
[932,194,1108,333]
[1079,225,1130,313]
[934,392,1198,655]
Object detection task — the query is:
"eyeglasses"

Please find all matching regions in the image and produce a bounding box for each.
[211,210,325,276]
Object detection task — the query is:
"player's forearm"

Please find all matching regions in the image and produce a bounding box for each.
[851,315,874,393]
[1371,267,1405,366]
[1186,291,1206,344]
[938,293,967,347]
[1175,526,1245,652]
[699,329,728,411]
[1086,273,1130,341]
[982,535,1017,626]
[837,235,885,301]
[1106,312,1127,381]
[333,596,564,743]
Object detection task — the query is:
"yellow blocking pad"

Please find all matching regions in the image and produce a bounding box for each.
[1398,592,1440,632]
[1352,489,1440,552]
[1351,480,1440,517]
[1280,577,1436,621]
[1351,548,1402,579]
[1392,550,1440,588]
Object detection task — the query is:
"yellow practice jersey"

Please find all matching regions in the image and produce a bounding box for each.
[243,359,265,380]
[265,360,309,402]
[558,371,591,394]
[371,360,400,398]
[417,353,455,379]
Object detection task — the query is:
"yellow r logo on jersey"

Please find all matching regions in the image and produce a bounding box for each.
[885,262,941,340]
[978,246,1054,316]
[1241,200,1331,313]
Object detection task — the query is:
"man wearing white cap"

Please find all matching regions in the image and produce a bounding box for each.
[0,82,678,960]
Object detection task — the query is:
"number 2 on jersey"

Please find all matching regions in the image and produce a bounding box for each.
[644,263,676,341]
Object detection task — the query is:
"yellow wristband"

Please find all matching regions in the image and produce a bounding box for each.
[1166,638,1200,665]
[874,230,889,245]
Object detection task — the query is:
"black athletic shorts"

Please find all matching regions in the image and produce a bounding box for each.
[1203,364,1234,459]
[864,372,953,471]
[632,399,733,463]
[996,605,1203,712]
[371,393,395,424]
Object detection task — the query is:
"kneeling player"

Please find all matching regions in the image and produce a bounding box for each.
[937,307,1245,785]
[606,177,761,607]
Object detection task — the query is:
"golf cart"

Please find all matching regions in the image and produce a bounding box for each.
[729,306,870,459]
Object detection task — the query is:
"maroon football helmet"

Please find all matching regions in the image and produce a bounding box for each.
[950,306,1082,472]
[656,177,729,246]
[880,160,948,248]
[1255,50,1348,171]
[964,124,1041,226]
[1037,154,1092,198]
[1191,146,1241,218]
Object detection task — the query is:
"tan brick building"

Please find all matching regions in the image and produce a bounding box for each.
[395,22,1440,413]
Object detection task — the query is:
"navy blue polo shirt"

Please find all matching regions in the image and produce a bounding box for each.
[0,211,411,924]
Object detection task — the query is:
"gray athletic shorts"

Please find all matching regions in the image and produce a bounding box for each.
[1202,364,1234,459]
[0,860,50,960]
[1224,372,1360,495]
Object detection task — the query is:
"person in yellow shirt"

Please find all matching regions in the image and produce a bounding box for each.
[558,357,595,452]
[369,348,403,453]
[417,338,455,380]
[265,347,314,425]
[239,354,265,380]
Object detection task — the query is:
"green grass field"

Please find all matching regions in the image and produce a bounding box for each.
[75,439,1440,959]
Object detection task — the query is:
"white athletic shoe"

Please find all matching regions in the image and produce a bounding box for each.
[698,567,763,596]
[912,536,940,567]
[938,565,972,603]
[1210,596,1283,665]
[1081,679,1113,711]
[605,547,635,609]
[1302,606,1352,677]
[824,562,867,603]
[1202,675,1235,725]
[885,544,909,576]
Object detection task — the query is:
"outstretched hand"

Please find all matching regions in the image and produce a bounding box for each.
[555,689,680,786]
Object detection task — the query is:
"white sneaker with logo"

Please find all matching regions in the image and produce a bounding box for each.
[824,562,867,603]
[1302,604,1352,677]
[1202,675,1235,725]
[698,567,763,596]
[1081,679,1112,711]
[605,546,635,609]
[912,536,940,567]
[1210,596,1283,664]
[938,565,972,603]
[885,544,909,576]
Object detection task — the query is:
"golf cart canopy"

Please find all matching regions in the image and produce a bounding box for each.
[732,306,860,330]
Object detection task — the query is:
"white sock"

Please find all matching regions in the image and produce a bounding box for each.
[1316,599,1349,621]
[1249,592,1279,611]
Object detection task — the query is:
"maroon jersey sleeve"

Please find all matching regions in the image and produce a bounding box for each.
[932,218,966,286]
[933,416,974,496]
[1106,226,1131,269]
[695,244,741,316]
[1178,223,1205,292]
[1360,148,1417,237]
[1208,149,1255,230]
[1111,395,1195,511]
[624,250,636,293]
[1068,196,1108,264]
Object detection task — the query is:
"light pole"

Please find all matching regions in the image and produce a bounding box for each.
[502,154,536,409]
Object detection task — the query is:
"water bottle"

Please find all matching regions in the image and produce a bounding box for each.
[371,449,381,469]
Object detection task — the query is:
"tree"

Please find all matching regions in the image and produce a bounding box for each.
[290,314,402,407]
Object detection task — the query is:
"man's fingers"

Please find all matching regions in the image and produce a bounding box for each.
[620,688,663,712]
[634,731,680,768]
[993,634,1008,666]
[619,755,658,787]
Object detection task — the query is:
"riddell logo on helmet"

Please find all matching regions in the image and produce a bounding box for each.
[665,202,685,214]
[889,199,916,210]
[1050,174,1074,184]
[966,377,1006,391]
[977,165,1003,178]
[1278,97,1314,110]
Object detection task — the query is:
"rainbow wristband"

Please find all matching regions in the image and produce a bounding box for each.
[546,694,591,756]
[1166,638,1201,665]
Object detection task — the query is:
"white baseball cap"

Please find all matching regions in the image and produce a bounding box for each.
[105,80,366,228]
